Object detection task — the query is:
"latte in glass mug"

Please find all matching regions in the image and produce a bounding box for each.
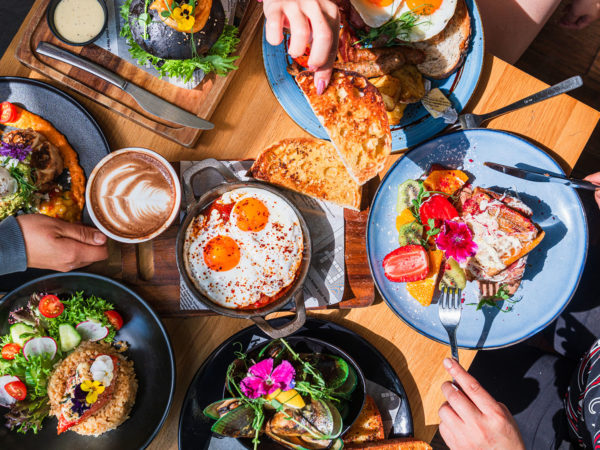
[86,148,181,243]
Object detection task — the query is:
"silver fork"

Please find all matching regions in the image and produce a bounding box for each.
[445,75,583,132]
[438,287,463,362]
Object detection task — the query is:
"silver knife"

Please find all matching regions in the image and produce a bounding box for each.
[36,42,214,130]
[484,162,600,191]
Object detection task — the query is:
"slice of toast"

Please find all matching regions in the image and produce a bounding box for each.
[461,187,544,278]
[251,137,362,210]
[414,0,471,79]
[343,395,385,443]
[345,438,432,449]
[295,70,392,185]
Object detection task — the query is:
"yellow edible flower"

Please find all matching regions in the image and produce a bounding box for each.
[172,4,195,32]
[80,380,105,404]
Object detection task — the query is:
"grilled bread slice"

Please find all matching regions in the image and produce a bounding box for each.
[296,70,392,185]
[251,138,362,210]
[345,438,432,449]
[414,0,471,79]
[343,395,385,443]
[461,187,544,278]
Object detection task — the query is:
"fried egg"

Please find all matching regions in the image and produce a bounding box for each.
[184,188,304,309]
[350,0,403,28]
[396,0,457,42]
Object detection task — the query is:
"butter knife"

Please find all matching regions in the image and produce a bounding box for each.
[36,42,214,130]
[484,162,600,191]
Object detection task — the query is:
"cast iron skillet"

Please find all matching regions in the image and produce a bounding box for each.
[0,77,110,292]
[176,159,312,338]
[0,273,175,449]
[178,318,414,449]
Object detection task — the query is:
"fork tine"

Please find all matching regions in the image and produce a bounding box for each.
[445,122,462,133]
[455,289,461,309]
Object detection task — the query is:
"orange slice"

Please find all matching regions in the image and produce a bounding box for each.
[424,169,469,195]
[396,208,416,231]
[406,250,444,307]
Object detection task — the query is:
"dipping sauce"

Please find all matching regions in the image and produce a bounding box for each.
[53,0,105,44]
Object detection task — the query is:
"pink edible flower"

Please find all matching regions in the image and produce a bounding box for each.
[435,220,478,263]
[239,358,295,399]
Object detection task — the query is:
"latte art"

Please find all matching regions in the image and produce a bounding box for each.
[90,152,176,239]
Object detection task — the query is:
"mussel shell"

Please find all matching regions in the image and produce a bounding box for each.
[129,0,225,60]
[211,403,257,439]
[203,397,242,420]
[300,353,350,390]
[333,364,358,399]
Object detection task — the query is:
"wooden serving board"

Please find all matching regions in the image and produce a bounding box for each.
[15,0,264,148]
[87,175,377,318]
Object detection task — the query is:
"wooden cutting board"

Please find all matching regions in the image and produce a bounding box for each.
[15,0,264,148]
[87,176,378,317]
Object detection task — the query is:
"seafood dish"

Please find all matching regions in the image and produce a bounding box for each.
[382,165,545,306]
[289,0,473,126]
[183,187,304,309]
[120,0,240,81]
[204,337,365,449]
[0,291,135,435]
[0,101,86,222]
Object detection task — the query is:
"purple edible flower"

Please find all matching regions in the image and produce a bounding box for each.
[240,358,296,399]
[0,142,32,161]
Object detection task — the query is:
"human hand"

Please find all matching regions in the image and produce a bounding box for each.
[584,172,600,210]
[262,0,340,93]
[560,0,600,29]
[17,214,108,272]
[438,358,525,450]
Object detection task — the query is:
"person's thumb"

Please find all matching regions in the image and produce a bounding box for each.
[58,222,107,245]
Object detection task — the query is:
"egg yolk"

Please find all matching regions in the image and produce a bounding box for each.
[407,0,442,15]
[203,235,241,271]
[233,197,270,232]
[368,0,395,6]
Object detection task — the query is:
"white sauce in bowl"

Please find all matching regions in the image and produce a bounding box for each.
[54,0,105,43]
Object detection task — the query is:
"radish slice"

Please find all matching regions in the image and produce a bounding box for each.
[0,375,20,407]
[23,337,57,361]
[91,355,114,386]
[76,321,109,341]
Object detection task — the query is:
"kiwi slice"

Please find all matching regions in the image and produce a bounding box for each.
[439,258,467,290]
[397,180,421,212]
[398,221,424,246]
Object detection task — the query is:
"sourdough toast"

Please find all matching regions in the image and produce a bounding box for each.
[345,438,432,449]
[295,70,392,185]
[343,395,385,444]
[414,0,471,79]
[251,137,362,210]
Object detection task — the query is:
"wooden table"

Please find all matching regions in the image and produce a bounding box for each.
[3,3,600,447]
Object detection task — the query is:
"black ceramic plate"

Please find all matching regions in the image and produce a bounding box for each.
[0,272,175,450]
[179,318,414,449]
[0,77,110,292]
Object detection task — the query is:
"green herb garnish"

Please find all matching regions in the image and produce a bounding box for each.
[466,285,521,313]
[355,11,424,47]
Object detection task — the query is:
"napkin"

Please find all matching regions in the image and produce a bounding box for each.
[178,160,346,310]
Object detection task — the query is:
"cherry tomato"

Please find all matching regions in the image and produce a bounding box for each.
[39,294,64,318]
[1,343,21,360]
[5,380,27,401]
[104,310,123,330]
[0,102,18,123]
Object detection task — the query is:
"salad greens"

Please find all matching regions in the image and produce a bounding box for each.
[1,292,120,434]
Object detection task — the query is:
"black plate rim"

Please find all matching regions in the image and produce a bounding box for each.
[0,271,176,449]
[0,76,110,154]
[178,317,414,448]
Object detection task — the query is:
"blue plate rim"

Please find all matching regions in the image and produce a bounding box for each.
[0,271,176,448]
[366,128,589,350]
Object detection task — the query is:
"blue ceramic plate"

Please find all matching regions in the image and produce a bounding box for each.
[367,129,588,349]
[262,0,484,151]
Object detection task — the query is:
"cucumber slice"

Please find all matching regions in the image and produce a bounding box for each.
[59,324,81,352]
[10,323,35,347]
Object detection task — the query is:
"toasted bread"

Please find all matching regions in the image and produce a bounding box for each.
[343,395,385,443]
[414,0,471,79]
[296,70,392,185]
[345,438,432,449]
[251,138,362,210]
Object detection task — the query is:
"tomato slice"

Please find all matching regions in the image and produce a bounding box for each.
[104,310,123,330]
[1,343,21,360]
[39,294,64,318]
[5,380,27,401]
[0,102,18,123]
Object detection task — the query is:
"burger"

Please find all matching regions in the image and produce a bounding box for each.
[120,0,240,82]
